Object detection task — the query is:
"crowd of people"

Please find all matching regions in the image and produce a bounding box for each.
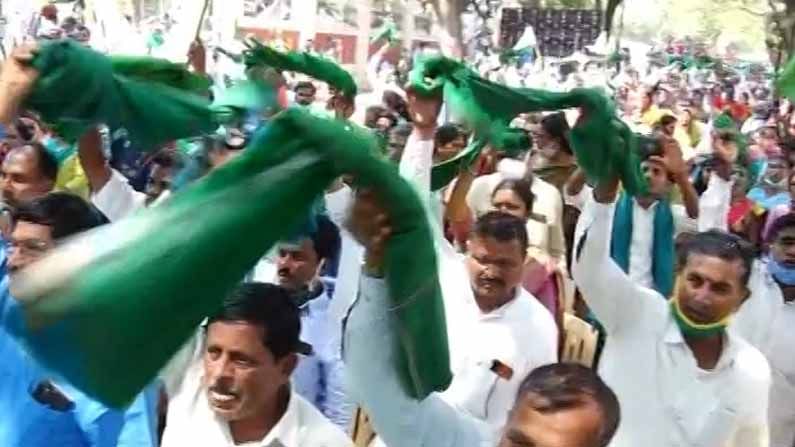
[0,5,793,447]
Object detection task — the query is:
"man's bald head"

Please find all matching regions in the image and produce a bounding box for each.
[1,144,57,208]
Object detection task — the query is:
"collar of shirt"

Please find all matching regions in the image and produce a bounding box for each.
[257,391,301,447]
[477,288,523,320]
[662,318,737,372]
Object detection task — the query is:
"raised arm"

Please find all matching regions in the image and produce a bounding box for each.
[0,46,39,127]
[698,133,737,232]
[78,127,112,193]
[571,177,663,335]
[342,190,491,447]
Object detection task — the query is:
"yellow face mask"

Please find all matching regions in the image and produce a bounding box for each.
[669,277,733,339]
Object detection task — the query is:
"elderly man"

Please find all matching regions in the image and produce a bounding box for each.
[160,282,352,447]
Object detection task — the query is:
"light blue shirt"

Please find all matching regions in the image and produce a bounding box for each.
[0,278,158,447]
[342,275,494,447]
[292,286,354,431]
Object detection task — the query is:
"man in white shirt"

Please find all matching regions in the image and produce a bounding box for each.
[161,283,352,447]
[566,137,699,296]
[734,214,795,447]
[341,190,619,447]
[252,216,353,431]
[440,211,558,430]
[572,172,771,447]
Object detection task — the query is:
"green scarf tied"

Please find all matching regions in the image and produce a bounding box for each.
[26,40,219,149]
[243,39,358,98]
[610,192,675,298]
[412,55,647,195]
[10,109,451,407]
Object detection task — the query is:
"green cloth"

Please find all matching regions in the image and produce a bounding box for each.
[778,55,795,102]
[371,22,399,44]
[412,55,647,195]
[11,109,451,407]
[243,39,358,98]
[26,40,219,149]
[111,56,212,94]
[610,192,675,298]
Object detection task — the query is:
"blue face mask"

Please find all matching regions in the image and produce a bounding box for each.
[768,258,795,286]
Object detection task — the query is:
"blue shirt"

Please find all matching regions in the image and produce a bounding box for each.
[291,287,353,431]
[0,278,158,447]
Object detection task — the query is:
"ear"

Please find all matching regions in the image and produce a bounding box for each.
[279,353,298,379]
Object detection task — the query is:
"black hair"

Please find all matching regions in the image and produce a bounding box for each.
[540,112,572,155]
[13,192,109,239]
[208,283,303,359]
[294,81,316,94]
[471,211,529,254]
[150,149,185,171]
[677,230,755,287]
[659,114,677,127]
[492,178,535,218]
[767,213,795,245]
[310,215,341,263]
[382,90,410,122]
[364,106,398,130]
[12,143,58,182]
[516,363,620,447]
[434,123,466,149]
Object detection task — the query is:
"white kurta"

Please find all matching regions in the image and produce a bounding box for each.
[572,198,771,447]
[91,169,147,222]
[734,261,795,447]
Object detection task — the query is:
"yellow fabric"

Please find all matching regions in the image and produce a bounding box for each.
[640,105,672,129]
[55,153,90,200]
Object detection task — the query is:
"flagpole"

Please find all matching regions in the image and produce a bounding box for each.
[194,0,210,42]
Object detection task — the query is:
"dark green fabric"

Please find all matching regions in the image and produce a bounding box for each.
[26,40,218,150]
[778,55,795,102]
[12,109,451,407]
[430,139,486,191]
[243,39,358,98]
[110,56,212,93]
[414,56,647,195]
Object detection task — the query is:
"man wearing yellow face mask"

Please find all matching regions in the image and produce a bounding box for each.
[572,171,771,447]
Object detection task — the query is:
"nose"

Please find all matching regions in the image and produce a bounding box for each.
[207,355,234,383]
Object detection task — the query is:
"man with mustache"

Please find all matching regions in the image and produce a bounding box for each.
[161,282,352,446]
[342,190,619,447]
[734,214,795,447]
[440,211,558,429]
[0,193,157,447]
[262,215,353,430]
[572,168,771,446]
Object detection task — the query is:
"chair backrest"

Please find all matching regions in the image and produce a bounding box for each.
[561,313,599,367]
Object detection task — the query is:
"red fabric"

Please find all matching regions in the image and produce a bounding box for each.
[728,197,753,228]
[729,103,750,123]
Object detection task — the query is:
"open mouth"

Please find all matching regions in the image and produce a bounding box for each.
[208,390,238,408]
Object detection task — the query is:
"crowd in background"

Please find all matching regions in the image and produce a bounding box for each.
[0,4,794,447]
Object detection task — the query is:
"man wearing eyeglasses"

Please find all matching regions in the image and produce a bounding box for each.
[0,193,158,447]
